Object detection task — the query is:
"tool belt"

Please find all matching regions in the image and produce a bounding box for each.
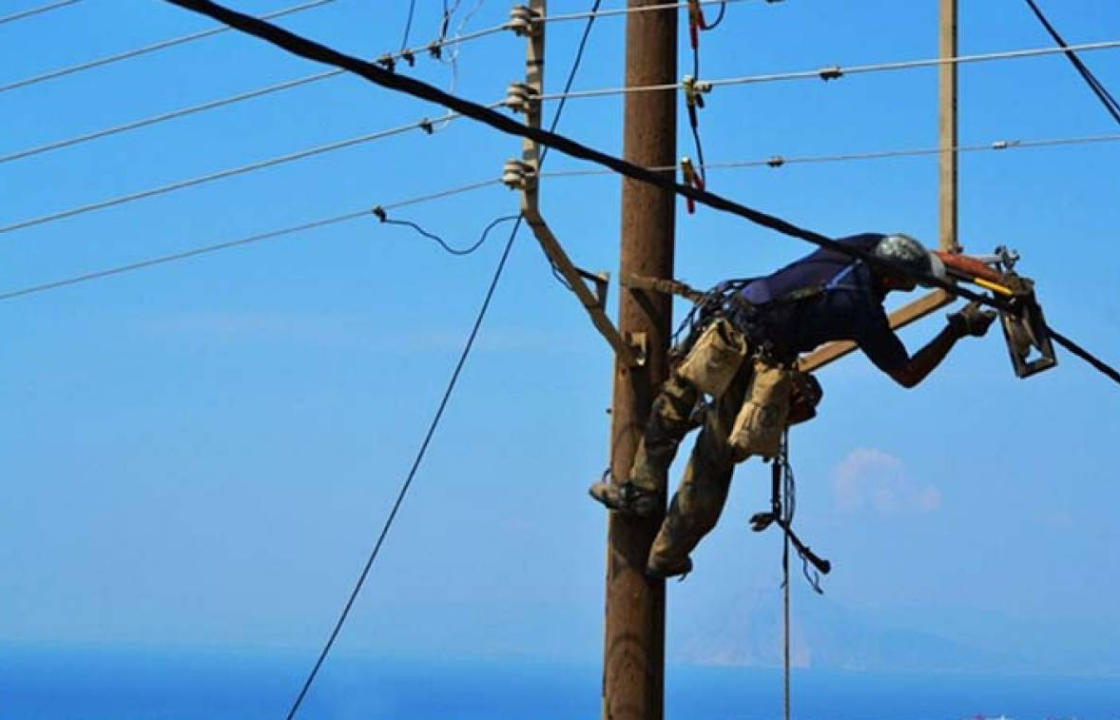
[636,273,823,455]
[675,316,750,397]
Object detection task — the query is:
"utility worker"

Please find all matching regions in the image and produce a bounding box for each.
[589,233,997,579]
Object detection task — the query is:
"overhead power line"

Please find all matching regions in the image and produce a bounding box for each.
[0,71,341,166]
[540,132,1120,177]
[535,38,1120,101]
[0,0,83,26]
[161,0,1120,389]
[1021,0,1120,127]
[0,0,776,166]
[0,211,367,302]
[11,127,1118,300]
[0,0,337,95]
[0,176,505,301]
[0,110,493,236]
[0,0,777,165]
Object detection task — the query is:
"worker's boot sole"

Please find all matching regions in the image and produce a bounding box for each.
[588,480,658,518]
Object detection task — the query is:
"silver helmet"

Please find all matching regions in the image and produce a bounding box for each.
[872,233,946,286]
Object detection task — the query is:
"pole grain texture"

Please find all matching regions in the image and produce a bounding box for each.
[602,0,677,718]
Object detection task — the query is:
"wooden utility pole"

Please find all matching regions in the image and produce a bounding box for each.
[940,0,961,253]
[602,1,677,719]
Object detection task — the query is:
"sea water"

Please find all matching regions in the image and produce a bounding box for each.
[2,648,1116,720]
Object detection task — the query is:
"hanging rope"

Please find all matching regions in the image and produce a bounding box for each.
[752,430,826,720]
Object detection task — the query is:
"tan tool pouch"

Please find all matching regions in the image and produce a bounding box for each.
[729,357,793,461]
[675,317,749,397]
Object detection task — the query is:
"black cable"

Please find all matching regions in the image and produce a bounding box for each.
[381,215,519,255]
[281,2,605,716]
[705,1,727,30]
[164,1,1120,391]
[400,0,416,51]
[282,216,523,720]
[1022,0,1120,126]
[1049,327,1120,386]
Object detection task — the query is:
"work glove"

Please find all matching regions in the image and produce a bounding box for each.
[947,301,997,338]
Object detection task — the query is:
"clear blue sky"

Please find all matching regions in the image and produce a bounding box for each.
[1,0,1118,684]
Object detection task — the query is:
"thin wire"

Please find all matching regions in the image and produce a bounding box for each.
[0,0,337,95]
[380,214,518,255]
[0,210,368,301]
[0,70,342,166]
[704,1,727,30]
[0,0,82,26]
[281,1,601,713]
[400,0,417,50]
[0,0,753,165]
[380,178,503,211]
[537,132,1120,178]
[0,112,471,236]
[1022,0,1120,126]
[0,177,503,301]
[535,39,1120,101]
[281,218,523,720]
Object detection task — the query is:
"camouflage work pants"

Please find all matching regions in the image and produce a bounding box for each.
[629,361,756,567]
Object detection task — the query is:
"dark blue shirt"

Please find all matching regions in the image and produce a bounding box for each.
[739,233,909,373]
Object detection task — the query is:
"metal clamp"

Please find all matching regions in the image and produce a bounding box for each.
[682,74,711,108]
[507,4,541,36]
[680,156,703,214]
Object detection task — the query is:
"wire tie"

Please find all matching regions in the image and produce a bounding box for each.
[372,205,387,222]
[376,54,396,72]
[428,41,442,60]
[401,49,416,67]
[818,66,843,81]
[766,155,785,168]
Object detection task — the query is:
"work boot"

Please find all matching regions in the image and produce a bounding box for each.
[588,479,658,518]
[645,554,693,580]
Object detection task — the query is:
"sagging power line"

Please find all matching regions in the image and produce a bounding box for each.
[0,0,83,27]
[0,0,337,95]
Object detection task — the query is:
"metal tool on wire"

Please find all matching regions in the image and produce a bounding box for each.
[935,247,1057,378]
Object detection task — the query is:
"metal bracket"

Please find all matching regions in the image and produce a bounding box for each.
[503,0,642,367]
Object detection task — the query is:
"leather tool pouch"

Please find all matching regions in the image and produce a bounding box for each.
[787,370,823,426]
[676,317,749,397]
[730,357,793,461]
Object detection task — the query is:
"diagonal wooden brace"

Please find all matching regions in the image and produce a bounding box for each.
[799,289,954,371]
[522,205,644,367]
